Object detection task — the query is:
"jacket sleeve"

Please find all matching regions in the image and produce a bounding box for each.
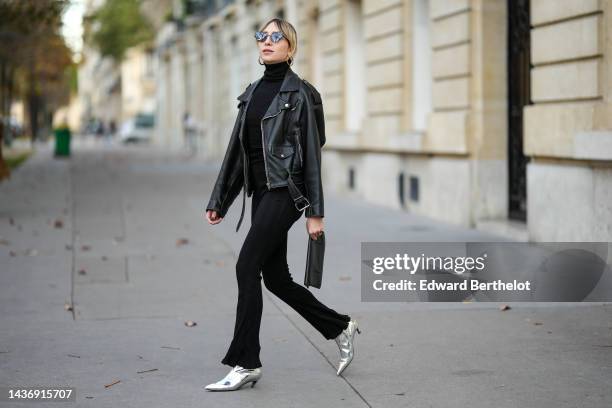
[300,84,325,218]
[205,105,245,218]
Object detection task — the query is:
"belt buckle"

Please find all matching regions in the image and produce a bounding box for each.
[294,195,310,211]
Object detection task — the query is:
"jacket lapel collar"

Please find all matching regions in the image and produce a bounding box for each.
[237,78,260,103]
[262,68,301,118]
[279,67,300,92]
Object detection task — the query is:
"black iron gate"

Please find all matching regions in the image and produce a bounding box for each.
[507,0,531,221]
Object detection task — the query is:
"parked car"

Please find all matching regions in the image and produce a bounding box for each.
[118,113,154,144]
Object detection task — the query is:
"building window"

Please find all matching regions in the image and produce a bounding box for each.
[144,49,155,78]
[345,0,366,132]
[398,172,406,207]
[412,0,432,131]
[309,7,323,87]
[348,167,356,190]
[409,175,419,202]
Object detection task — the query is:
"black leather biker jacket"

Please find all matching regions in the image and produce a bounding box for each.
[205,67,326,232]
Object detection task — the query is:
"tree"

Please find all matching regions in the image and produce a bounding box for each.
[0,0,73,181]
[86,0,154,62]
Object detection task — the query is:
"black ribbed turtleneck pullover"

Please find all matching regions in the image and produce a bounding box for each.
[245,60,290,192]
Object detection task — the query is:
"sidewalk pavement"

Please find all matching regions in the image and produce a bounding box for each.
[1,140,610,408]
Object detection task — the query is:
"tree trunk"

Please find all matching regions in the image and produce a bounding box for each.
[0,61,11,181]
[0,132,9,181]
[28,92,39,142]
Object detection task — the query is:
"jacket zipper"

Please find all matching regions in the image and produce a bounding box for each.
[238,102,249,194]
[295,130,303,166]
[260,109,283,190]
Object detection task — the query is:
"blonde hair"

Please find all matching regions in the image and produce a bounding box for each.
[257,18,298,62]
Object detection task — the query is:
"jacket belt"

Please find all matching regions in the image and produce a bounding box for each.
[286,172,311,212]
[235,183,246,232]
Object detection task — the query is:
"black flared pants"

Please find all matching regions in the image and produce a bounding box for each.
[221,185,350,369]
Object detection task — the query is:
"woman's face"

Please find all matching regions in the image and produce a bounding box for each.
[257,21,291,64]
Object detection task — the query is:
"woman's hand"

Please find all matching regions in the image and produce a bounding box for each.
[306,216,324,240]
[206,210,223,225]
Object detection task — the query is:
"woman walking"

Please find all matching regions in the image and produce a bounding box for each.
[203,18,361,391]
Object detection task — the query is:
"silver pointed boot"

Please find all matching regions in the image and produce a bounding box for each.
[334,319,361,376]
[204,365,262,391]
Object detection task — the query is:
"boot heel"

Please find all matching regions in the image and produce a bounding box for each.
[356,327,361,334]
[251,380,258,388]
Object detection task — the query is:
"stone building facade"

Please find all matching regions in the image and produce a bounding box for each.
[153,0,612,242]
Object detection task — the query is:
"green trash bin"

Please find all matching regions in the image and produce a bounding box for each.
[54,126,71,157]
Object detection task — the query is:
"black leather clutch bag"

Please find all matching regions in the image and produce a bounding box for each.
[304,231,325,288]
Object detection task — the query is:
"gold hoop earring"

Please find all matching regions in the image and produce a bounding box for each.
[286,56,293,66]
[258,56,265,65]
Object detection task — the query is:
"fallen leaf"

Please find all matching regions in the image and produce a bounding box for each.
[533,322,543,326]
[54,219,64,229]
[78,268,87,275]
[184,320,197,327]
[499,304,511,311]
[176,238,189,246]
[64,303,73,311]
[81,245,91,251]
[136,368,158,374]
[104,380,120,388]
[67,354,80,358]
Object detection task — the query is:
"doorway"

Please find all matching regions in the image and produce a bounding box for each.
[507,0,531,221]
